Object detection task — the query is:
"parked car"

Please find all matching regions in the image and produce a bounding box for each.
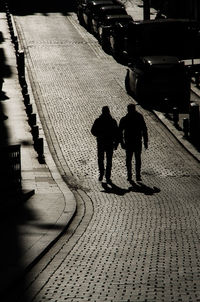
[110,19,200,63]
[91,5,127,36]
[77,0,94,26]
[98,14,132,52]
[124,19,200,62]
[125,56,191,111]
[80,0,114,30]
[109,19,130,61]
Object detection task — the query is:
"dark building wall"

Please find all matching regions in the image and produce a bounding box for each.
[163,0,200,20]
[150,0,200,20]
[5,0,77,13]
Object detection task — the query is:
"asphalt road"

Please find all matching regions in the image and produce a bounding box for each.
[12,9,200,302]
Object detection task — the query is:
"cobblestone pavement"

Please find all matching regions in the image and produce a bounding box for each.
[13,5,200,302]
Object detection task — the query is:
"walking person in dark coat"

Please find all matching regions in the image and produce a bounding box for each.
[119,104,148,182]
[91,106,119,183]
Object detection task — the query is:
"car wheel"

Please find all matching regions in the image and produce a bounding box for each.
[87,20,93,33]
[177,98,190,114]
[135,80,146,104]
[101,38,110,54]
[125,71,132,95]
[113,48,125,64]
[78,15,84,26]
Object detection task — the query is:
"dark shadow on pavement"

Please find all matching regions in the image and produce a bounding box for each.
[128,180,161,195]
[19,139,33,146]
[0,100,35,301]
[34,223,65,230]
[101,181,129,196]
[4,0,77,15]
[101,180,160,196]
[137,98,189,115]
[0,48,12,78]
[0,91,9,101]
[0,194,36,302]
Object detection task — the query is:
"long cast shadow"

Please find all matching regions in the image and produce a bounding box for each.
[128,180,161,195]
[101,182,130,196]
[101,180,160,196]
[0,48,12,78]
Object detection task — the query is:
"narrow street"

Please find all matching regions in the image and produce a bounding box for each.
[11,6,200,302]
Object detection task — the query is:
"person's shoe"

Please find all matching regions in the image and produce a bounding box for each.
[98,174,103,181]
[106,178,112,184]
[127,175,132,182]
[136,175,142,182]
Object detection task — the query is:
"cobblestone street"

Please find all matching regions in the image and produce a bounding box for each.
[12,5,200,302]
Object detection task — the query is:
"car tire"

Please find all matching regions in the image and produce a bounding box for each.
[101,38,110,54]
[125,71,132,95]
[78,15,84,26]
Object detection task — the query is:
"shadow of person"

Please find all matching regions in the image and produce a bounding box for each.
[129,180,160,195]
[101,181,129,196]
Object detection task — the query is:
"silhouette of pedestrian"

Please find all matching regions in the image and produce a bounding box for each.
[91,106,119,183]
[119,104,148,182]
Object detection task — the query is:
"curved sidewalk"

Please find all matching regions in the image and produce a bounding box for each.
[0,10,76,293]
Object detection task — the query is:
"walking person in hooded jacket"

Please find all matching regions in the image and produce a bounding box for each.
[91,106,119,183]
[119,104,148,182]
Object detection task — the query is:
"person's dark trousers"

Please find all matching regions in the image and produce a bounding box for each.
[97,143,113,180]
[126,147,141,180]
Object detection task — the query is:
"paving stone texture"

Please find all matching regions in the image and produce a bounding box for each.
[11,1,200,301]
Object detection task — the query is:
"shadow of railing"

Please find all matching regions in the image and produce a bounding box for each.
[0,96,35,302]
[0,101,21,299]
[0,21,34,299]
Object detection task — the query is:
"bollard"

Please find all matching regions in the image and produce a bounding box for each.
[8,19,12,29]
[10,29,14,40]
[24,93,30,106]
[13,36,19,52]
[7,16,12,27]
[17,51,25,77]
[26,103,32,116]
[15,41,19,52]
[35,137,44,159]
[32,125,39,141]
[183,118,189,138]
[19,75,26,87]
[22,84,28,95]
[13,35,17,43]
[29,113,36,127]
[172,107,179,126]
[7,22,12,33]
[189,102,200,146]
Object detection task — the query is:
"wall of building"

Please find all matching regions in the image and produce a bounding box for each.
[161,0,200,20]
